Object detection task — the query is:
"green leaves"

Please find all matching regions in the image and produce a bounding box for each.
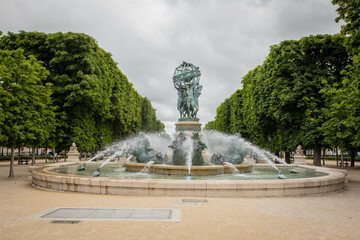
[0,48,55,148]
[326,1,360,153]
[206,34,349,155]
[140,97,165,132]
[333,0,360,55]
[0,31,164,153]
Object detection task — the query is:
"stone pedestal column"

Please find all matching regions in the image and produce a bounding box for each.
[293,145,307,164]
[174,120,208,163]
[67,142,80,162]
[175,121,202,136]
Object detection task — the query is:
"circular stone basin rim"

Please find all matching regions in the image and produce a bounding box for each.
[31,162,347,197]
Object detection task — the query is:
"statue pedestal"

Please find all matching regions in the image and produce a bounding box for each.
[293,145,307,165]
[67,142,80,162]
[175,121,202,135]
[174,120,208,163]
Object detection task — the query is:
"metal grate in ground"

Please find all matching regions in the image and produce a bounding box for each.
[50,220,81,224]
[41,208,180,221]
[169,199,208,206]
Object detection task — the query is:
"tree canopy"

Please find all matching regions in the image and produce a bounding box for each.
[0,48,55,177]
[327,0,360,166]
[206,34,350,165]
[0,31,164,156]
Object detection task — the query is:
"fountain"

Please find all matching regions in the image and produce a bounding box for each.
[123,131,254,176]
[31,62,347,197]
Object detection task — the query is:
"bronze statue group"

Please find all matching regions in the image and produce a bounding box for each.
[173,62,202,120]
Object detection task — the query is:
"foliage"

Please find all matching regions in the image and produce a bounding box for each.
[0,31,164,153]
[206,34,349,165]
[0,48,55,176]
[329,0,360,166]
[0,155,65,161]
[205,89,248,137]
[140,97,165,132]
[305,155,360,161]
[0,49,54,147]
[332,0,360,55]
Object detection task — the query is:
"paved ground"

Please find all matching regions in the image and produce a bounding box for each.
[0,160,359,240]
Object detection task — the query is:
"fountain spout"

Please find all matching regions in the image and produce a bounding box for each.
[223,162,240,174]
[90,149,125,177]
[91,167,101,177]
[140,161,155,174]
[77,163,86,171]
[278,170,287,179]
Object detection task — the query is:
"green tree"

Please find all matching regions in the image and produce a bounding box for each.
[329,0,360,166]
[258,35,349,165]
[332,0,360,55]
[241,65,278,149]
[229,89,248,136]
[208,34,349,165]
[206,89,248,137]
[25,77,56,165]
[204,120,215,130]
[0,49,53,177]
[140,97,164,132]
[214,98,231,133]
[0,31,165,154]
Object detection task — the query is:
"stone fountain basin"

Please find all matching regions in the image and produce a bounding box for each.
[31,163,347,197]
[124,162,253,175]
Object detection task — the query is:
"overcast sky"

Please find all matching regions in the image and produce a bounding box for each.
[0,0,342,133]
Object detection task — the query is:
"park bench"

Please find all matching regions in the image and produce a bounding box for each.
[18,157,29,165]
[45,155,67,163]
[337,160,349,167]
[45,157,58,163]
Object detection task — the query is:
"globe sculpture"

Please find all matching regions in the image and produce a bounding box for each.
[173,61,202,121]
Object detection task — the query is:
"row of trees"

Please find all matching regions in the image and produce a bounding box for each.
[205,0,359,167]
[0,31,164,177]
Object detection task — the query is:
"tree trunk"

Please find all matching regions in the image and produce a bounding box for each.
[350,148,355,167]
[45,146,48,162]
[8,146,15,178]
[341,151,344,169]
[285,152,290,164]
[313,145,322,166]
[17,146,21,163]
[31,143,36,166]
[336,147,339,166]
[52,147,56,161]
